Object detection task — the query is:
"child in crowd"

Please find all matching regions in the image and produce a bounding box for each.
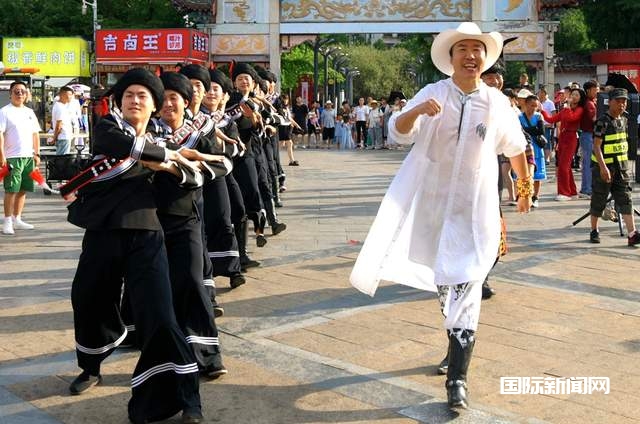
[334,115,345,149]
[307,111,321,148]
[341,116,355,150]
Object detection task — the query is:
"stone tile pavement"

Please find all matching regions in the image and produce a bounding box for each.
[1,148,639,423]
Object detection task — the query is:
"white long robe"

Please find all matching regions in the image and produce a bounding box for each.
[350,79,526,296]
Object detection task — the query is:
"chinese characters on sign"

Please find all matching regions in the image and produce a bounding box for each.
[96,29,209,64]
[2,37,91,77]
[500,377,610,395]
[6,46,74,66]
[191,34,208,53]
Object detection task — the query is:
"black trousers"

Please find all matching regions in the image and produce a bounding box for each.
[159,213,223,374]
[202,178,241,277]
[263,135,279,183]
[233,154,263,216]
[590,164,633,216]
[226,172,245,226]
[355,120,367,145]
[255,147,280,226]
[71,229,200,423]
[196,195,215,293]
[255,147,274,201]
[271,133,284,178]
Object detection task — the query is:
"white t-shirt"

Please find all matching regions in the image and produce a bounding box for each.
[51,101,75,140]
[0,104,41,158]
[540,99,556,127]
[354,105,370,121]
[367,108,383,128]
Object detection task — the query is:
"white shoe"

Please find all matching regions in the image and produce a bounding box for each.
[578,193,591,199]
[13,219,34,230]
[2,219,14,235]
[555,194,572,201]
[531,199,539,208]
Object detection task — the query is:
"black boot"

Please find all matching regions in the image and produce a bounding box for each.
[230,273,246,289]
[265,199,286,236]
[272,179,283,208]
[446,329,475,409]
[437,353,448,375]
[481,277,495,300]
[255,209,268,247]
[437,331,449,375]
[235,219,260,272]
[206,280,224,317]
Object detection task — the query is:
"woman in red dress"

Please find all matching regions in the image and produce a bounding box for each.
[541,88,586,200]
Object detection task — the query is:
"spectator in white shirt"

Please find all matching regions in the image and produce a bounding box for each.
[353,98,370,148]
[537,87,556,164]
[50,86,75,155]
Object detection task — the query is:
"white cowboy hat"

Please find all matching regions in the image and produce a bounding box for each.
[431,22,503,76]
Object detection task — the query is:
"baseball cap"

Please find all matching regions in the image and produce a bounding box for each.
[517,88,534,99]
[609,88,628,100]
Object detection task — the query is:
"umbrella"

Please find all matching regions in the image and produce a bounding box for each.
[605,73,638,94]
[68,83,91,94]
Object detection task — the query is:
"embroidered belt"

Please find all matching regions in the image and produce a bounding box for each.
[59,157,124,199]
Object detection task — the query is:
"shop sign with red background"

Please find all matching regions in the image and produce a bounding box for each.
[96,28,208,64]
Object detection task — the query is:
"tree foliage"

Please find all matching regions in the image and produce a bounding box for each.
[280,42,343,93]
[397,34,441,85]
[503,61,528,89]
[0,0,184,40]
[280,41,416,103]
[580,0,640,49]
[554,9,596,53]
[98,0,184,30]
[0,0,94,38]
[345,44,415,100]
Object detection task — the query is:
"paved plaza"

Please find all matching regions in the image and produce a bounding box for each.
[1,148,639,424]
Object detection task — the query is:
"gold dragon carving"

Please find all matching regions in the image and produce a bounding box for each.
[225,0,251,22]
[281,0,470,21]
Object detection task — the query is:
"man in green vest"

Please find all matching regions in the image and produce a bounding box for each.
[589,88,640,246]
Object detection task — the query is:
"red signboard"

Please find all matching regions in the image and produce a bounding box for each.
[96,28,208,64]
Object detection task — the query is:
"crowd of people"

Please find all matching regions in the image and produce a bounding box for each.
[493,73,639,246]
[1,21,639,422]
[286,94,408,154]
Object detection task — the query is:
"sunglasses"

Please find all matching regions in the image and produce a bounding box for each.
[12,89,27,95]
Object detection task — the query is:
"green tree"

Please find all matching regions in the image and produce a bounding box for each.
[0,0,93,38]
[554,9,596,53]
[398,34,441,85]
[280,44,315,92]
[0,0,184,39]
[504,61,527,89]
[99,0,184,29]
[345,44,415,100]
[280,42,344,95]
[581,0,640,49]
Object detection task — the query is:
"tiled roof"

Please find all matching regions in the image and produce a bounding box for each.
[172,0,211,11]
[540,0,580,7]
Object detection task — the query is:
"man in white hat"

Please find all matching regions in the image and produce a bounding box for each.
[350,22,532,409]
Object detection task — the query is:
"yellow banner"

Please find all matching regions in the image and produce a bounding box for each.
[2,37,90,77]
